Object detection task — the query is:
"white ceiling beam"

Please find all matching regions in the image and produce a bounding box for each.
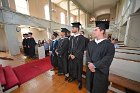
[70,8,78,11]
[70,0,90,15]
[57,0,66,5]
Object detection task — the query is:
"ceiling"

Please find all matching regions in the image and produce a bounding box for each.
[52,0,118,16]
[52,0,84,15]
[74,0,118,16]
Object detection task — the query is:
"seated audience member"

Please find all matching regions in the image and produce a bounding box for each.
[112,38,119,48]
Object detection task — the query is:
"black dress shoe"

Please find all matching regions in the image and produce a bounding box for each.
[78,82,82,90]
[58,72,64,76]
[65,76,69,81]
[68,78,75,83]
[67,77,71,81]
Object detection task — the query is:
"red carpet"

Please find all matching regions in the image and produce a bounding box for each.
[13,57,52,84]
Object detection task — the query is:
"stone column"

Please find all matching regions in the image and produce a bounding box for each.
[118,26,126,41]
[4,24,20,55]
[67,0,70,25]
[48,0,53,34]
[48,0,52,21]
[85,13,87,28]
[78,8,80,22]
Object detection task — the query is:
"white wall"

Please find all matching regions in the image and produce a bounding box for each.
[17,27,49,47]
[134,0,140,12]
[30,28,49,42]
[0,27,8,51]
[124,13,140,47]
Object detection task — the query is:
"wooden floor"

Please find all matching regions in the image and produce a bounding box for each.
[0,52,114,93]
[11,71,88,93]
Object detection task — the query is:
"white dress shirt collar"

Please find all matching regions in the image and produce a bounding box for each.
[95,38,106,44]
[71,33,80,37]
[52,39,57,41]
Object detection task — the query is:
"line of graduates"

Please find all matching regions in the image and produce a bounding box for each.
[22,32,36,58]
[50,22,89,90]
[50,21,115,93]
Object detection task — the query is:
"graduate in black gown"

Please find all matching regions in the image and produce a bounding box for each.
[28,32,36,58]
[50,32,59,70]
[22,33,29,56]
[56,28,69,78]
[66,30,71,38]
[80,31,90,50]
[86,21,115,93]
[68,22,85,90]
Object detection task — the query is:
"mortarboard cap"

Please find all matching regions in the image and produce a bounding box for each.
[71,22,81,28]
[61,28,69,32]
[67,30,70,33]
[53,32,58,37]
[23,34,26,35]
[28,32,33,35]
[95,21,110,30]
[23,33,28,35]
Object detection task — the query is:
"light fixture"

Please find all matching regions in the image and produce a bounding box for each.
[52,9,56,12]
[90,17,95,22]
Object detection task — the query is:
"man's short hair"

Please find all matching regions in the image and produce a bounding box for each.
[80,31,84,34]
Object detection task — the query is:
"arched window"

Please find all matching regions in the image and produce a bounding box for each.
[15,0,29,15]
[44,4,50,20]
[60,12,65,24]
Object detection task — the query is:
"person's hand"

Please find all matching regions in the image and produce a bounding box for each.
[88,62,95,72]
[68,54,71,59]
[71,55,75,59]
[49,51,52,55]
[56,52,58,56]
[84,51,87,54]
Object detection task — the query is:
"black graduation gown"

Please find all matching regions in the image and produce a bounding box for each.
[22,38,29,55]
[50,40,58,67]
[86,40,115,93]
[57,37,69,74]
[28,38,36,57]
[85,37,90,50]
[69,35,85,81]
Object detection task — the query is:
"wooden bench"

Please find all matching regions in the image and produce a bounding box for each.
[110,58,140,81]
[118,47,140,51]
[114,52,140,62]
[83,59,140,93]
[0,65,6,86]
[115,48,140,54]
[109,73,140,93]
[115,51,140,56]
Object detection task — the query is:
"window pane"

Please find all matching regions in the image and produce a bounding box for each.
[60,12,65,24]
[44,4,50,20]
[15,0,29,15]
